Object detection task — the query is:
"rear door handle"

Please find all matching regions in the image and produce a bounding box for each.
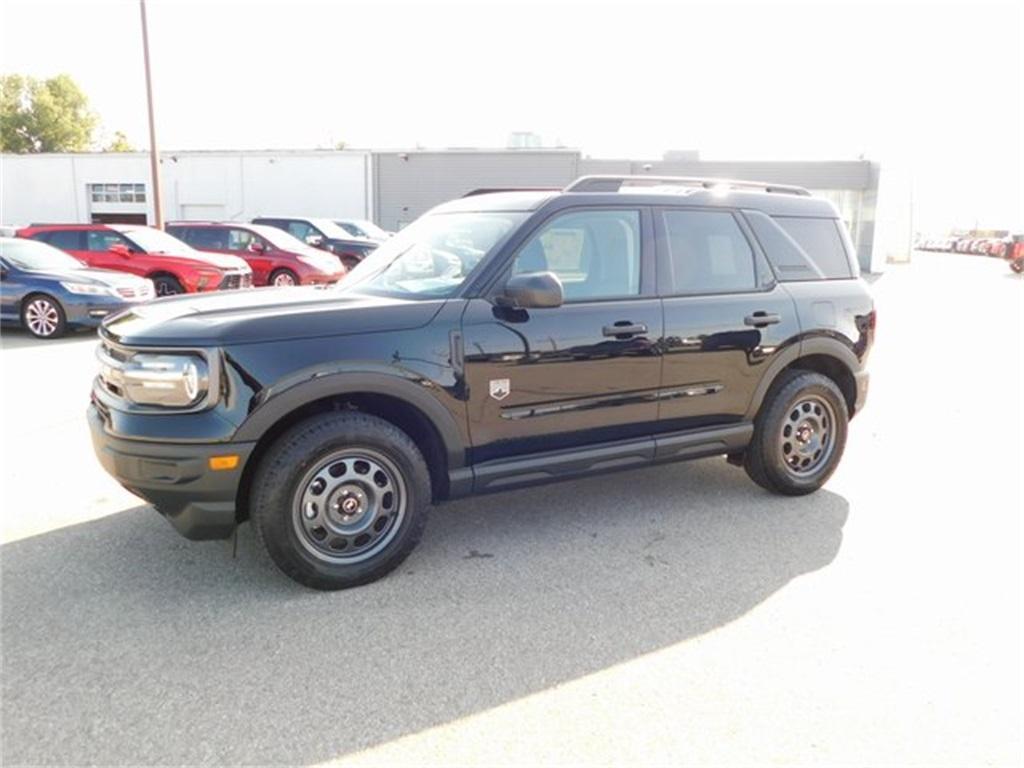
[603,321,648,338]
[744,311,781,327]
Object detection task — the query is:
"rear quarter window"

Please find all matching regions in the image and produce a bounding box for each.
[746,212,854,280]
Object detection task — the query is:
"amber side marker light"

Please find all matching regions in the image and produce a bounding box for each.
[209,455,240,471]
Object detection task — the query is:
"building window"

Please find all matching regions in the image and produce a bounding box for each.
[89,183,146,203]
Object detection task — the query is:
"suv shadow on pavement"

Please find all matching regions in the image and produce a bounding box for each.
[1,459,848,765]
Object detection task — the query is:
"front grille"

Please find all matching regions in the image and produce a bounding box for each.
[219,272,253,290]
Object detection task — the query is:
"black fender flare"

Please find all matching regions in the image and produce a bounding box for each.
[233,371,466,470]
[743,335,861,421]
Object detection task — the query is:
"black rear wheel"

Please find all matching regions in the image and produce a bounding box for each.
[250,412,431,589]
[743,370,849,496]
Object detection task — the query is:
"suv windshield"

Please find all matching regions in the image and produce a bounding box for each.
[345,211,526,298]
[0,238,85,271]
[119,227,195,255]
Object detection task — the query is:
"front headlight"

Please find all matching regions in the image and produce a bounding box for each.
[62,282,116,296]
[98,347,210,407]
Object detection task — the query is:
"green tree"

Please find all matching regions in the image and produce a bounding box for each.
[104,130,134,152]
[0,74,97,152]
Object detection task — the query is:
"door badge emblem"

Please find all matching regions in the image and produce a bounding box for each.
[489,379,511,401]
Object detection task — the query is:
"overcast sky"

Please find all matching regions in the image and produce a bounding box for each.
[2,0,1022,230]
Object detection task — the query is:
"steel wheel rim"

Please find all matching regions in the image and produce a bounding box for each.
[292,448,406,564]
[25,299,59,336]
[779,395,836,477]
[273,272,296,287]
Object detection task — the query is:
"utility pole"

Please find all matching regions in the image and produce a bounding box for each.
[139,0,163,228]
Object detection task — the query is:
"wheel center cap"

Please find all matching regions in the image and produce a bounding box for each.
[796,424,813,443]
[329,485,368,523]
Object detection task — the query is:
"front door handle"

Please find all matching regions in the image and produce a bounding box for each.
[603,321,648,338]
[744,311,781,327]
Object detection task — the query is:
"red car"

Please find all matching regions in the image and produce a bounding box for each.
[17,224,253,296]
[166,222,346,287]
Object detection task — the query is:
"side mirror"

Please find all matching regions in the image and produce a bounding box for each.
[499,271,564,309]
[306,235,324,247]
[0,265,8,280]
[109,243,132,257]
[248,240,265,253]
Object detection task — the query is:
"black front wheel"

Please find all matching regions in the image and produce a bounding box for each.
[743,370,849,496]
[152,275,185,296]
[250,412,432,590]
[22,294,66,339]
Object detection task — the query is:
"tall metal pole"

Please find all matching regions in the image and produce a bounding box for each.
[139,0,163,228]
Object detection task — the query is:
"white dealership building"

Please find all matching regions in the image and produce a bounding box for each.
[0,148,893,271]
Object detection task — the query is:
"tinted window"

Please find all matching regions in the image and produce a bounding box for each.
[182,227,230,250]
[86,230,131,251]
[773,217,853,279]
[41,230,84,250]
[228,228,259,250]
[744,211,824,281]
[511,210,640,301]
[286,221,317,241]
[662,210,756,294]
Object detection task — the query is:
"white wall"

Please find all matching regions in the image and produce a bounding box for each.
[1,150,372,226]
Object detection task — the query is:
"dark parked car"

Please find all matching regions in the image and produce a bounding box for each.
[0,237,154,338]
[251,217,377,269]
[167,222,346,287]
[333,218,394,242]
[89,176,875,589]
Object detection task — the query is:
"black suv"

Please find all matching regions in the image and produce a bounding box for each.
[89,176,875,589]
[251,216,377,269]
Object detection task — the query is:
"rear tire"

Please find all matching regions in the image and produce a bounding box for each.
[1011,258,1024,274]
[151,274,185,296]
[250,412,432,590]
[21,294,66,339]
[744,370,848,496]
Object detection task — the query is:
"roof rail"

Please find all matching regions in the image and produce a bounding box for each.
[564,175,811,196]
[462,187,560,197]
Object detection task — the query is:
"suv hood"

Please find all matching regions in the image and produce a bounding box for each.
[102,286,445,346]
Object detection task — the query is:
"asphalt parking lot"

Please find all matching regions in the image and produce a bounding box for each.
[1,253,1021,766]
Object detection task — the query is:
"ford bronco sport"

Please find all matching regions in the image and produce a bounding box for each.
[89,176,875,589]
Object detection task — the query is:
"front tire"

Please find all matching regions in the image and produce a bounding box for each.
[250,412,432,590]
[743,370,848,496]
[269,268,299,287]
[22,294,66,339]
[152,274,185,296]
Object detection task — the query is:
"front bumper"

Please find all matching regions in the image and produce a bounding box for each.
[63,296,143,328]
[88,403,254,540]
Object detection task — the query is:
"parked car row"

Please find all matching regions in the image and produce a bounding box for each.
[1,215,386,338]
[917,235,1012,258]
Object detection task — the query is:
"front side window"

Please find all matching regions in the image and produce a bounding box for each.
[86,230,132,252]
[184,227,231,250]
[662,210,756,295]
[511,209,641,301]
[228,228,258,251]
[286,221,317,241]
[347,211,526,299]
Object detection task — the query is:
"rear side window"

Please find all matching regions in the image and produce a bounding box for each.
[661,210,756,295]
[39,230,84,250]
[759,214,854,280]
